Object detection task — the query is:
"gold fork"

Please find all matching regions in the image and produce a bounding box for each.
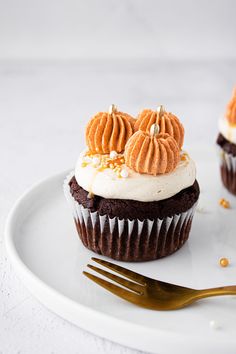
[83,257,236,310]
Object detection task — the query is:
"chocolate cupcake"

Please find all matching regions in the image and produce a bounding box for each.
[217,88,236,195]
[64,105,199,261]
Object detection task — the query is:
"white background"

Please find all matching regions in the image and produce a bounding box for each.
[1,0,236,60]
[0,1,236,354]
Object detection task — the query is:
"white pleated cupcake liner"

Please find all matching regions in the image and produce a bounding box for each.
[218,146,236,172]
[64,171,196,237]
[64,172,197,260]
[218,146,236,195]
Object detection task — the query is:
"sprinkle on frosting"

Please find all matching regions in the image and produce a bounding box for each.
[226,87,236,125]
[110,150,118,159]
[134,106,184,148]
[81,151,127,178]
[120,168,129,178]
[124,130,180,176]
[92,156,100,167]
[86,105,134,154]
[181,152,188,161]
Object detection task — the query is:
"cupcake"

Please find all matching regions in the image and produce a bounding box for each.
[64,104,199,262]
[217,88,236,194]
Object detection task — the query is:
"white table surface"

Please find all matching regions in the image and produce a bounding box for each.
[1,59,236,354]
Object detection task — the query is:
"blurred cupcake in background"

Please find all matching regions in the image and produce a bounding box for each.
[64,105,199,262]
[217,88,236,195]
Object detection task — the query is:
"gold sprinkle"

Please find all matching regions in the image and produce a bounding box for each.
[219,257,229,267]
[180,152,189,161]
[82,153,127,173]
[219,198,230,209]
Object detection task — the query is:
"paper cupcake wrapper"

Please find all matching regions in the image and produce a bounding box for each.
[219,147,236,171]
[64,172,197,262]
[218,147,236,195]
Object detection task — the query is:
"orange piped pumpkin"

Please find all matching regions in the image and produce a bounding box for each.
[86,105,134,154]
[134,107,184,148]
[124,127,180,176]
[226,87,236,125]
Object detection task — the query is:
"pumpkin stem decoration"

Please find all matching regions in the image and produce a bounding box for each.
[109,104,117,115]
[124,128,180,176]
[134,106,184,148]
[150,123,160,136]
[149,105,165,136]
[86,105,134,154]
[157,105,165,119]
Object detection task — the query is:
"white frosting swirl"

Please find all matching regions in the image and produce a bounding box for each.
[219,116,236,144]
[74,151,196,202]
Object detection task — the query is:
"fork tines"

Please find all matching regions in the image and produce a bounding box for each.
[83,257,146,301]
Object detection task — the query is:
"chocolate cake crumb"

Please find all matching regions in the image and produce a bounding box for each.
[69,176,200,220]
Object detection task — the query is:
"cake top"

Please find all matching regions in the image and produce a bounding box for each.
[75,149,195,202]
[84,104,184,177]
[74,104,195,202]
[226,87,236,125]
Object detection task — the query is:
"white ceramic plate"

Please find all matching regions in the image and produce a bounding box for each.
[5,146,236,354]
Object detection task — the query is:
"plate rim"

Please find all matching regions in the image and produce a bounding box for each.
[4,168,236,354]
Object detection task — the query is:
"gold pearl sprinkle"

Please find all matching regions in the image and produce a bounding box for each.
[219,257,229,267]
[219,198,230,209]
[81,162,88,167]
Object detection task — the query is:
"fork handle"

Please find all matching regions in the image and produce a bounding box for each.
[196,286,236,299]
